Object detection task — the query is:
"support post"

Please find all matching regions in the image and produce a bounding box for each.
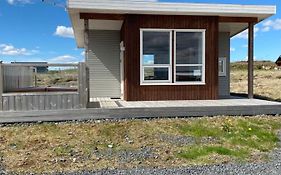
[84,19,89,62]
[83,19,90,106]
[248,22,254,99]
[0,62,3,111]
[78,62,88,108]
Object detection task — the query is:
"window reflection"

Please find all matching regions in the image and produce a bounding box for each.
[176,32,203,64]
[143,32,170,65]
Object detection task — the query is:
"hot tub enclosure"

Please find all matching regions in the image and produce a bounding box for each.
[68,0,276,101]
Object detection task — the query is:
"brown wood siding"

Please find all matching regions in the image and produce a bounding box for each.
[121,15,219,101]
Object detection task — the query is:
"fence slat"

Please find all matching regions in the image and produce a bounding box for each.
[15,96,22,111]
[39,95,45,110]
[22,95,27,111]
[32,95,39,111]
[62,94,68,109]
[2,96,8,111]
[45,95,50,110]
[8,96,15,111]
[50,95,57,110]
[78,62,88,108]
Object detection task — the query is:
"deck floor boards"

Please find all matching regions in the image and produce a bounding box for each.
[0,98,280,124]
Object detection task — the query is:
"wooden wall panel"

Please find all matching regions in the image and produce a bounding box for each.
[121,14,219,101]
[1,93,80,111]
[3,66,33,92]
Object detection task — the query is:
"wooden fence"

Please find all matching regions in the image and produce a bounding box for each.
[3,65,33,92]
[0,62,88,111]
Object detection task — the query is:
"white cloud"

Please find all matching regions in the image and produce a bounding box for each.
[54,26,74,38]
[230,47,235,52]
[242,44,248,48]
[81,51,85,56]
[232,27,259,40]
[7,0,31,5]
[0,44,37,56]
[49,55,77,63]
[261,26,270,32]
[261,18,281,32]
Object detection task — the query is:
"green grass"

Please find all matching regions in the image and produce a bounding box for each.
[176,120,222,138]
[178,146,249,160]
[175,117,280,160]
[53,145,74,156]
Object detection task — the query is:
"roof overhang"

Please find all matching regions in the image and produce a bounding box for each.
[68,1,276,48]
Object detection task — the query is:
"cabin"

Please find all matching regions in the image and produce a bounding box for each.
[276,56,281,66]
[68,0,276,101]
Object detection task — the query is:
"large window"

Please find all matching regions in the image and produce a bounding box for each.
[174,30,205,84]
[140,29,205,85]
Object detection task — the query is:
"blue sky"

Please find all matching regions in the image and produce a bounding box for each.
[0,0,280,63]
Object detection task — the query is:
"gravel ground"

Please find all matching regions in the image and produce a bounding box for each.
[159,134,220,146]
[55,132,281,175]
[93,146,155,163]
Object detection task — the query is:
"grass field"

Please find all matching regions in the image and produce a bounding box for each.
[36,69,78,88]
[230,61,281,101]
[0,116,280,174]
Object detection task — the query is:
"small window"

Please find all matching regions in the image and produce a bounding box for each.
[140,30,172,84]
[144,67,169,81]
[219,57,227,77]
[176,66,203,82]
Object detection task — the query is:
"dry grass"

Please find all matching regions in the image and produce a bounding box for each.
[231,68,281,102]
[0,116,281,174]
[36,69,78,88]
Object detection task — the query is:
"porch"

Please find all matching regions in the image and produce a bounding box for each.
[0,97,280,123]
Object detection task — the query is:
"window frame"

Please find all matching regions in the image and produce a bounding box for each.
[140,28,206,86]
[140,29,173,85]
[174,29,206,85]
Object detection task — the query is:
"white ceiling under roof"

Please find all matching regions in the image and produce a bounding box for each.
[68,0,276,48]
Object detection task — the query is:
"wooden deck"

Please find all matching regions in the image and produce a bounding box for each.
[91,97,119,108]
[117,98,280,108]
[0,98,280,124]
